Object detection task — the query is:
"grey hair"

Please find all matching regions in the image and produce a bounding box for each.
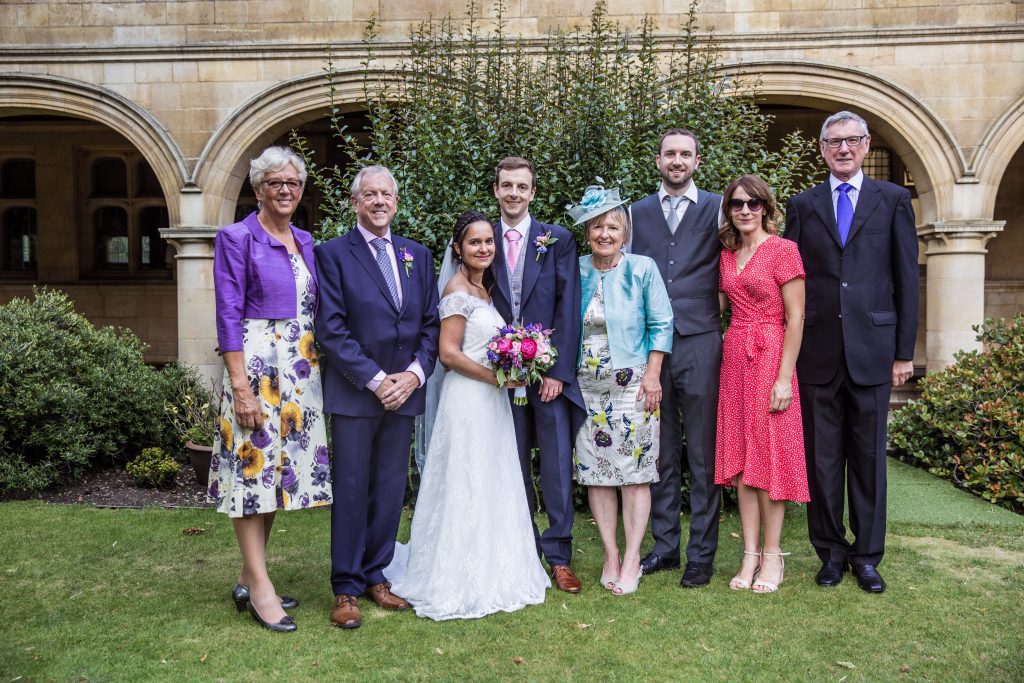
[351,165,399,196]
[249,146,307,187]
[820,111,870,140]
[585,205,631,244]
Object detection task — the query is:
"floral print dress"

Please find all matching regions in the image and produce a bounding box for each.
[209,254,332,517]
[574,278,660,486]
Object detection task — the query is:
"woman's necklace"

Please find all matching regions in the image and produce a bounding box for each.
[461,266,489,299]
[591,253,621,273]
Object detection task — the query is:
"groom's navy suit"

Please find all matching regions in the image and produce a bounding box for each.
[315,228,440,596]
[491,218,584,568]
[785,174,918,566]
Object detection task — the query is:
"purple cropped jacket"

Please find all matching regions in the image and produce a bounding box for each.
[214,211,318,353]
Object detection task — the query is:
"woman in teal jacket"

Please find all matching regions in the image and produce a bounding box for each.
[568,184,673,596]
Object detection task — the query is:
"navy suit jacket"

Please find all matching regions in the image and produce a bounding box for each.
[490,218,585,411]
[314,229,441,417]
[784,176,919,386]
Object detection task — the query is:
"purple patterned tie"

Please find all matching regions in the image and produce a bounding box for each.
[836,183,853,246]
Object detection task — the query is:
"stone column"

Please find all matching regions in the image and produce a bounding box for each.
[918,220,1004,372]
[161,227,220,388]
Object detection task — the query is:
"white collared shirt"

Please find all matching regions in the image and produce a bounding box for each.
[500,213,531,261]
[829,170,864,218]
[356,223,403,303]
[658,181,700,222]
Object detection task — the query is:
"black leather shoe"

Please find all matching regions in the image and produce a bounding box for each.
[815,561,848,587]
[851,564,886,593]
[247,601,297,632]
[679,562,713,588]
[233,583,299,612]
[640,552,680,575]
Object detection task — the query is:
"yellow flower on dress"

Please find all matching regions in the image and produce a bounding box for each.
[239,441,265,479]
[219,417,234,452]
[299,332,319,367]
[281,401,303,438]
[259,374,281,406]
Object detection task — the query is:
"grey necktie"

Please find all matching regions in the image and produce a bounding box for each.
[665,195,683,234]
[371,237,400,308]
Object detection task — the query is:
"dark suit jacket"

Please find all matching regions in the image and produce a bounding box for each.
[314,229,441,417]
[630,189,723,337]
[490,217,584,409]
[784,176,919,386]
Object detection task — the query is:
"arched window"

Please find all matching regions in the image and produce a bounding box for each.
[3,207,36,271]
[1,158,37,275]
[81,153,171,277]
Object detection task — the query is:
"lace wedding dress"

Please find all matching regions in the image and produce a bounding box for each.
[390,291,550,620]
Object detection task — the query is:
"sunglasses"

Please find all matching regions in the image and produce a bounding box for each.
[727,197,764,212]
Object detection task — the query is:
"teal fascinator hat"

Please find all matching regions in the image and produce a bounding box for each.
[566,181,629,225]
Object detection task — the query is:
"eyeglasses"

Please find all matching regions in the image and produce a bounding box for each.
[727,197,764,213]
[262,179,303,191]
[358,190,396,203]
[822,135,867,149]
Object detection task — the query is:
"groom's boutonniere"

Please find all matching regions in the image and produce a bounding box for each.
[397,246,414,277]
[534,230,558,261]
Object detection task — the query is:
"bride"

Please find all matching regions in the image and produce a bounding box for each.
[390,210,550,620]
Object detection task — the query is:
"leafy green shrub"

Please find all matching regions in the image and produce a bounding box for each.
[0,289,180,493]
[126,447,180,489]
[162,362,217,451]
[295,0,818,257]
[890,315,1024,513]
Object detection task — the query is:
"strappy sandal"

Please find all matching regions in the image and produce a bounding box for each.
[753,551,790,593]
[729,550,762,591]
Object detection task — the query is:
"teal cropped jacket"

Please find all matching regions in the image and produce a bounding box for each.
[578,253,674,370]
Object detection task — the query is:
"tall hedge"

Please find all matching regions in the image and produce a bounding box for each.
[295,0,819,255]
[0,289,179,493]
[889,315,1024,514]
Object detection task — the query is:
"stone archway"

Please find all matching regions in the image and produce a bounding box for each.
[726,60,959,225]
[193,67,385,228]
[0,72,190,226]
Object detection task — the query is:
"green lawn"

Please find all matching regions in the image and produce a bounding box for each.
[1,458,1022,682]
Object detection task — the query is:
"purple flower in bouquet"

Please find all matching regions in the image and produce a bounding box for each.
[487,321,559,405]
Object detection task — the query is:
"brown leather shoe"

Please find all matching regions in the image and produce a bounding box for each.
[331,595,361,629]
[364,582,411,610]
[551,565,582,594]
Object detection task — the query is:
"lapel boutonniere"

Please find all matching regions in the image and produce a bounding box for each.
[397,246,414,277]
[533,230,558,261]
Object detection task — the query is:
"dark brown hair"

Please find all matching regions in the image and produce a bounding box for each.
[450,210,496,292]
[718,174,782,251]
[494,156,535,187]
[658,128,701,156]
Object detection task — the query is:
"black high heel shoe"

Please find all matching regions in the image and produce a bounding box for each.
[232,583,299,612]
[247,601,297,632]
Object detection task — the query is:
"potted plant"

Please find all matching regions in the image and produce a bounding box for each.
[163,364,218,487]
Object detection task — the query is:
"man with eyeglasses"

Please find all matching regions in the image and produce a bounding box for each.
[629,129,724,589]
[784,111,919,593]
[315,165,441,628]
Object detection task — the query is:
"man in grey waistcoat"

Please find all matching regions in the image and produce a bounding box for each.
[630,128,723,588]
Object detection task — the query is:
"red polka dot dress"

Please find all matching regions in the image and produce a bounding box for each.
[715,235,810,502]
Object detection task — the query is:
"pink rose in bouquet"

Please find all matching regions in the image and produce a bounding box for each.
[486,321,558,405]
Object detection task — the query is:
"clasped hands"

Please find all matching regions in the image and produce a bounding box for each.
[375,371,420,411]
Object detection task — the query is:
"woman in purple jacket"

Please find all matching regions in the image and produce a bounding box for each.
[209,146,331,632]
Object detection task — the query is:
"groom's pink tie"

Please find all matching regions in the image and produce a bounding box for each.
[505,230,522,272]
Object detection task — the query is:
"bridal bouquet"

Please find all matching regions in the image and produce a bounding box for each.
[486,322,558,405]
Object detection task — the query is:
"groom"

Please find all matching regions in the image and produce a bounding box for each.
[490,156,586,593]
[315,165,440,629]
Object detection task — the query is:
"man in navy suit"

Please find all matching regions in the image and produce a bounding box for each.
[630,129,724,588]
[784,111,919,593]
[315,165,440,628]
[490,156,586,593]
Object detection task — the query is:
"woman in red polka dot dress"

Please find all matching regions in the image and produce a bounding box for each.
[715,174,810,593]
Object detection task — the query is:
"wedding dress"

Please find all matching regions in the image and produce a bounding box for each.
[390,291,550,620]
